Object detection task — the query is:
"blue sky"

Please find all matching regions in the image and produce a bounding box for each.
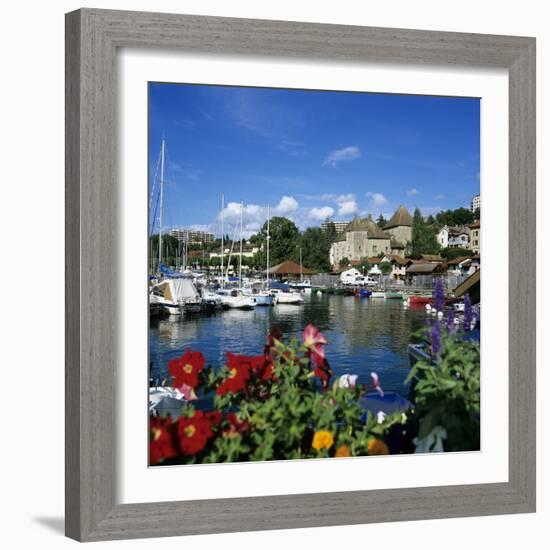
[149,82,479,238]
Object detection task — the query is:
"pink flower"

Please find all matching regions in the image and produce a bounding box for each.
[177,383,197,401]
[302,324,327,359]
[371,372,384,397]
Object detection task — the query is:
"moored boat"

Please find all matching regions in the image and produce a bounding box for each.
[149,272,202,315]
[385,291,404,300]
[270,287,303,304]
[408,294,433,305]
[215,288,256,309]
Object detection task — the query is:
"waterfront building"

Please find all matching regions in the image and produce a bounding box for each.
[383,205,413,245]
[320,220,350,234]
[268,260,315,281]
[437,225,449,248]
[446,254,480,276]
[447,226,470,248]
[329,206,412,268]
[330,215,391,267]
[469,220,480,253]
[470,194,481,213]
[209,243,259,260]
[420,254,444,263]
[170,228,214,244]
[405,261,446,284]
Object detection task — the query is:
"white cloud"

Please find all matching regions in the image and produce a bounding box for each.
[407,188,419,196]
[275,195,299,214]
[338,200,359,217]
[335,193,355,202]
[435,193,445,200]
[366,192,389,208]
[322,145,361,167]
[309,206,335,221]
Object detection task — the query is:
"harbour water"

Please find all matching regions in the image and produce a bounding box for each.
[149,294,427,394]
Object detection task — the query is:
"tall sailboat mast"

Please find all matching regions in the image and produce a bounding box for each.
[266,205,270,287]
[220,193,225,288]
[239,201,244,284]
[299,247,303,282]
[158,138,165,271]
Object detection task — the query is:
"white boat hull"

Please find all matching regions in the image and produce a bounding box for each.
[274,294,303,305]
[219,295,256,309]
[254,293,274,306]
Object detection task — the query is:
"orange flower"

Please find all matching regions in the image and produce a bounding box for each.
[335,445,351,458]
[312,430,334,450]
[367,438,389,456]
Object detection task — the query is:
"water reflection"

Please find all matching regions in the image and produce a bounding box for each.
[149,295,425,393]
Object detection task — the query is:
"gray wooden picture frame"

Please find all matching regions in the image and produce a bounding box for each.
[65,8,536,542]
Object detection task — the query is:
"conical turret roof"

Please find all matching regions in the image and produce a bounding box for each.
[363,214,390,239]
[385,205,413,229]
[343,216,367,233]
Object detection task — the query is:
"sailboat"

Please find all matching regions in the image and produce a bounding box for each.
[252,205,274,306]
[214,197,256,310]
[288,247,312,294]
[148,139,201,315]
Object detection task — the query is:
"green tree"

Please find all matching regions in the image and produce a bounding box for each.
[440,247,474,260]
[410,208,441,259]
[299,227,332,273]
[435,207,475,228]
[376,213,387,228]
[149,234,180,269]
[253,216,300,268]
[357,257,371,273]
[379,262,392,275]
[339,257,350,269]
[323,218,337,244]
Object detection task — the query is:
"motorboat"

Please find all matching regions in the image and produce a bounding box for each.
[215,288,256,309]
[289,279,312,294]
[241,282,274,306]
[149,272,202,315]
[408,294,433,305]
[270,288,303,305]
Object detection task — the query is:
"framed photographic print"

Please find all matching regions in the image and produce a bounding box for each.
[65,8,536,542]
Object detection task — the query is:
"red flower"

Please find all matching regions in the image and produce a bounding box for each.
[216,351,274,395]
[216,358,250,396]
[150,416,178,465]
[223,412,250,438]
[303,324,327,359]
[310,352,333,390]
[168,350,205,389]
[266,326,283,348]
[176,411,213,455]
[205,410,222,425]
[227,352,264,371]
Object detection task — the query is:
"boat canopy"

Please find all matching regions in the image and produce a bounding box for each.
[269,281,291,291]
[159,264,189,279]
[155,278,199,302]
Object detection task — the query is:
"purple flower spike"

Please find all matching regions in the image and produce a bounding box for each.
[424,317,432,339]
[463,293,473,332]
[433,277,445,312]
[431,321,441,356]
[446,309,454,332]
